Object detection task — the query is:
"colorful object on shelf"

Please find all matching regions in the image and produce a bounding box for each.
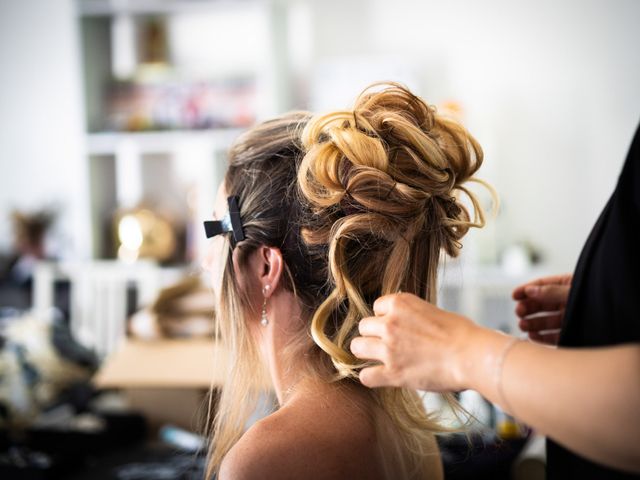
[106,78,256,132]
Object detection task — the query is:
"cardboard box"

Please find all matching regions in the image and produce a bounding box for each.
[93,339,229,433]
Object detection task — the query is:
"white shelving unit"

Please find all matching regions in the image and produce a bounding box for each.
[57,0,294,351]
[77,0,258,16]
[75,0,293,261]
[86,129,244,156]
[86,128,244,260]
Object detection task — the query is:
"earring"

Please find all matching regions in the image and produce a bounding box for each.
[260,285,270,327]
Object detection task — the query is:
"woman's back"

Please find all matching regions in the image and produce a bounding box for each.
[219,381,443,480]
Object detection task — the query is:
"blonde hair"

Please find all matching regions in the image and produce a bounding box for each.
[204,83,495,479]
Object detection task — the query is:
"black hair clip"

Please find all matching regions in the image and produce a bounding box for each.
[203,196,245,245]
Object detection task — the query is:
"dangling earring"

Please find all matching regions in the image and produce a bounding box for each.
[260,285,271,327]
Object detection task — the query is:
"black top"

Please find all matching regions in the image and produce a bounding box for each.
[547,124,640,479]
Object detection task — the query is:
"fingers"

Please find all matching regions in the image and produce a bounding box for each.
[372,293,396,316]
[518,312,563,332]
[512,284,532,300]
[528,330,560,345]
[515,298,542,317]
[513,277,549,300]
[524,285,568,305]
[350,336,386,362]
[514,285,569,316]
[372,291,422,316]
[512,274,572,300]
[358,316,386,338]
[359,365,396,388]
[515,296,564,318]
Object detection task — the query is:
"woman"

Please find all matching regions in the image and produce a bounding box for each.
[201,83,493,479]
[351,125,640,477]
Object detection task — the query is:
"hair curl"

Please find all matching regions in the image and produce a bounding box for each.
[298,82,493,378]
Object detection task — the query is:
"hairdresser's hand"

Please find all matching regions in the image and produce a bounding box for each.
[512,274,572,345]
[350,293,494,392]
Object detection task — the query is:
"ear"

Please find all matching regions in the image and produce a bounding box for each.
[254,246,284,298]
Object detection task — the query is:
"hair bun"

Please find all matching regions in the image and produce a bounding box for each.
[298,82,491,251]
[295,82,496,380]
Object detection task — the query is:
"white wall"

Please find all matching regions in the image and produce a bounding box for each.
[307,0,640,272]
[0,0,90,258]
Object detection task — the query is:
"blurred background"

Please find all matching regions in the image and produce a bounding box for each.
[0,0,639,478]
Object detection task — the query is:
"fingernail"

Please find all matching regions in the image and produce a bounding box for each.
[524,286,539,297]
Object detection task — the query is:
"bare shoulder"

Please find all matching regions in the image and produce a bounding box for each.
[217,416,288,480]
[218,391,380,480]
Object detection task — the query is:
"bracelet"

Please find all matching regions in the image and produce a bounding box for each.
[496,336,520,415]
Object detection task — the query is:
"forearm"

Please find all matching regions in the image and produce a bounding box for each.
[465,329,640,473]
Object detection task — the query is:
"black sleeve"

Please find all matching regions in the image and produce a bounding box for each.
[559,123,640,347]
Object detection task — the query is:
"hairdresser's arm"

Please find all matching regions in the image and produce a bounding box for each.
[350,293,640,473]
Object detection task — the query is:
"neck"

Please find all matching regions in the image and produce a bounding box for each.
[257,290,309,406]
